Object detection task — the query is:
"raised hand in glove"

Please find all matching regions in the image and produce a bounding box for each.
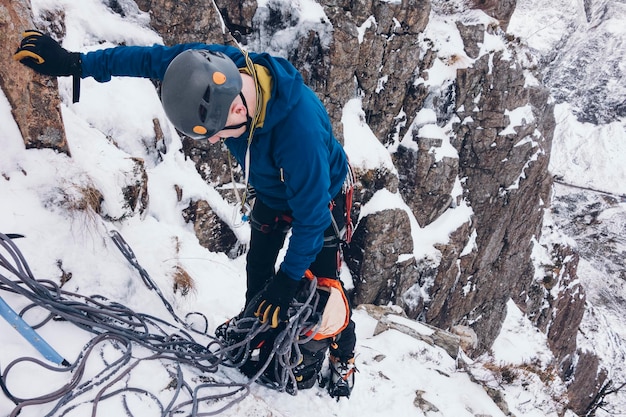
[13,30,82,102]
[13,30,81,77]
[254,270,300,328]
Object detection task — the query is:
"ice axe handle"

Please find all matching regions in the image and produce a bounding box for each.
[0,295,69,366]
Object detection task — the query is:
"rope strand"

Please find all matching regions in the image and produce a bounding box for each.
[0,231,322,416]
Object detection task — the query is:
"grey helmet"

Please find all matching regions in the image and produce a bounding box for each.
[161,49,242,139]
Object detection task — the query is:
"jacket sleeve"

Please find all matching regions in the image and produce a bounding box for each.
[80,43,240,82]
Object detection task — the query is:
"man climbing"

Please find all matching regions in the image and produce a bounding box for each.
[14,30,357,398]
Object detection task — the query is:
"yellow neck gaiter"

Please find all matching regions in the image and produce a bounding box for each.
[240,64,272,129]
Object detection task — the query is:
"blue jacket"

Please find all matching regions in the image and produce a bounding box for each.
[81,44,349,282]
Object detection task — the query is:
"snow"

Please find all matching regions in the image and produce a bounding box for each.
[342,98,396,173]
[550,103,626,196]
[508,0,587,56]
[510,2,626,415]
[491,300,553,367]
[500,105,535,136]
[1,0,624,416]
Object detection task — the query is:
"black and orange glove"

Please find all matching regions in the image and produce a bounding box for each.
[13,30,82,102]
[254,270,300,328]
[13,30,81,76]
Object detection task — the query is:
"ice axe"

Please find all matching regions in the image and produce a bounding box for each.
[0,294,69,366]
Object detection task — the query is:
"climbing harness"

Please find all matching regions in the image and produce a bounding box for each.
[245,163,355,246]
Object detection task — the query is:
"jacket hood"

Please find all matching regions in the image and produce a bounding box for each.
[222,48,304,132]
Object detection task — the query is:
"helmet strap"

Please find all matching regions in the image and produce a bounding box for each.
[221,92,253,132]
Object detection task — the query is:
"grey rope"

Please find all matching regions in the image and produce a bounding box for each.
[0,231,322,416]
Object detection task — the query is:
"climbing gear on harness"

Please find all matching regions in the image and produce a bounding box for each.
[161,49,242,139]
[326,355,357,400]
[250,210,293,234]
[329,163,355,247]
[343,162,355,244]
[247,165,354,242]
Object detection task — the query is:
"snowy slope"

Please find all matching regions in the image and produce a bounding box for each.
[510,1,626,415]
[1,0,623,416]
[0,76,531,417]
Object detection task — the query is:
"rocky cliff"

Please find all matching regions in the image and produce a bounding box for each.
[0,0,609,414]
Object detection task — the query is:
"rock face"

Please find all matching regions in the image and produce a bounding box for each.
[0,0,69,154]
[3,0,607,413]
[348,208,416,308]
[466,0,517,29]
[541,1,626,125]
[443,45,555,349]
[134,0,226,45]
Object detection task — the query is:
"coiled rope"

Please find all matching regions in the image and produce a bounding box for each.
[0,231,321,416]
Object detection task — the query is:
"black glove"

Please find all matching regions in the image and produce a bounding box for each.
[254,270,300,328]
[13,30,82,102]
[13,30,81,76]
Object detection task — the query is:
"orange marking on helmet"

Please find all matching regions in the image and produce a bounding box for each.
[213,71,227,85]
[193,125,208,135]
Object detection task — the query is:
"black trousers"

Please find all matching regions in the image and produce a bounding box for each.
[245,196,356,362]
